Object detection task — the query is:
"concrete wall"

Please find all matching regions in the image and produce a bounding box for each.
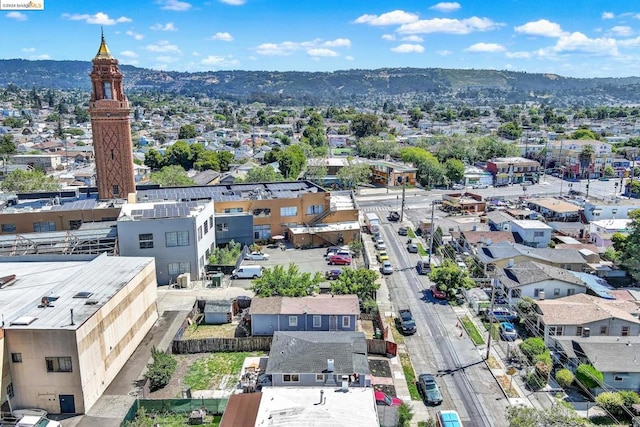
[215,213,253,246]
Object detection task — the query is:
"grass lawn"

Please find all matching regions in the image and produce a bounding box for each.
[130,413,221,427]
[407,228,416,238]
[386,316,405,344]
[417,243,428,256]
[461,316,485,346]
[399,352,421,401]
[183,352,262,390]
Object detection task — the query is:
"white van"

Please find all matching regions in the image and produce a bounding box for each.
[231,265,264,279]
[17,416,62,427]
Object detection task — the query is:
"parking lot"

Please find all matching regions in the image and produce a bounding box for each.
[229,244,359,290]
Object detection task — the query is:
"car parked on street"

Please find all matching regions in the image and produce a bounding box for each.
[452,183,464,190]
[380,260,393,275]
[244,251,270,260]
[407,243,418,253]
[430,285,447,300]
[485,308,518,323]
[500,322,518,341]
[398,226,408,236]
[417,373,443,405]
[375,239,386,251]
[325,269,342,280]
[328,254,351,265]
[374,391,402,407]
[376,251,389,262]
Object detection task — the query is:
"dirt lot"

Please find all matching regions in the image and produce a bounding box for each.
[182,323,238,339]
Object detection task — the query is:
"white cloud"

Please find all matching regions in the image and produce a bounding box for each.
[254,38,351,56]
[192,51,201,56]
[324,38,351,48]
[62,12,131,25]
[608,26,633,37]
[145,40,182,53]
[219,0,246,4]
[126,30,144,40]
[391,44,425,53]
[6,11,27,21]
[155,55,180,63]
[617,36,640,48]
[551,32,618,56]
[602,11,614,19]
[354,10,419,26]
[398,17,501,34]
[505,51,532,58]
[402,35,424,42]
[429,2,461,12]
[210,32,234,41]
[307,48,339,57]
[345,56,354,61]
[437,50,452,56]
[120,50,138,58]
[150,22,177,31]
[201,55,240,66]
[515,19,565,38]
[157,0,191,11]
[21,47,36,52]
[465,42,506,53]
[382,34,396,41]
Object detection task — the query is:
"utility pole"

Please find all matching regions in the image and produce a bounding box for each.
[400,175,407,222]
[428,200,435,266]
[630,149,637,197]
[485,267,497,360]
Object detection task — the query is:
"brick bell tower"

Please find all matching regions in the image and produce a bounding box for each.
[89,30,136,200]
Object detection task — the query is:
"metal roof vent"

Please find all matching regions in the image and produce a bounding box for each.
[85,299,99,306]
[73,291,93,299]
[10,316,37,326]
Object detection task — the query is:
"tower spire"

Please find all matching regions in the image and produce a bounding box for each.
[95,27,112,59]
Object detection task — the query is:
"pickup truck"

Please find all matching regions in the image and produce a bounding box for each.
[398,309,417,335]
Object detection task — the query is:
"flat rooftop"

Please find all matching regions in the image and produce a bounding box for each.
[119,200,210,220]
[0,196,120,215]
[0,253,154,330]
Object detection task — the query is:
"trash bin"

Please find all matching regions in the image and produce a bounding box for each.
[210,272,224,287]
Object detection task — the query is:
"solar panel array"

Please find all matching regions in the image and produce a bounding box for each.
[130,202,201,219]
[50,199,98,211]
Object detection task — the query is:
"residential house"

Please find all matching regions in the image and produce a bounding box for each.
[191,170,221,186]
[535,293,640,345]
[527,198,582,222]
[11,154,63,171]
[548,221,588,240]
[509,219,552,248]
[475,241,592,273]
[249,295,359,336]
[486,157,540,185]
[496,260,589,305]
[456,230,515,254]
[486,210,516,231]
[549,139,613,178]
[265,331,369,387]
[583,199,640,222]
[552,336,640,393]
[589,219,632,248]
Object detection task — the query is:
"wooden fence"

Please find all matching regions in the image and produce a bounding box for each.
[172,336,272,354]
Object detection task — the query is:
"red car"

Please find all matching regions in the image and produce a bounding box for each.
[328,254,351,265]
[374,390,402,407]
[431,285,447,299]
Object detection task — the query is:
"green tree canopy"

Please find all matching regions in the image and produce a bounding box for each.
[355,137,398,159]
[242,165,285,183]
[428,259,474,298]
[337,159,370,189]
[277,145,306,179]
[575,364,603,389]
[0,134,16,155]
[149,165,195,187]
[164,140,193,170]
[330,268,380,300]
[444,158,465,184]
[506,403,588,427]
[251,263,324,297]
[178,124,197,139]
[350,113,382,138]
[144,148,165,170]
[615,209,640,281]
[497,121,522,140]
[0,169,59,192]
[476,136,519,160]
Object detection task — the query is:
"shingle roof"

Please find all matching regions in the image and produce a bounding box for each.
[250,295,360,316]
[537,293,640,325]
[476,242,587,265]
[553,336,640,373]
[266,331,369,375]
[498,260,586,289]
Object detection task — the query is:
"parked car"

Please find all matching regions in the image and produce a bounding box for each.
[380,260,393,275]
[388,211,400,222]
[328,254,351,265]
[377,251,389,262]
[398,226,409,236]
[325,269,342,280]
[245,251,270,260]
[598,177,610,181]
[375,239,387,251]
[417,373,443,405]
[522,180,534,186]
[500,322,518,341]
[485,308,518,323]
[472,183,489,189]
[407,243,418,253]
[452,183,464,190]
[374,391,402,407]
[430,285,447,300]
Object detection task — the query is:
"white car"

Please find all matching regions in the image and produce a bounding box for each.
[380,261,393,275]
[245,252,270,261]
[452,184,464,190]
[375,240,386,250]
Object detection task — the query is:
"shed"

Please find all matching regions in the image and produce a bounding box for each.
[204,299,233,325]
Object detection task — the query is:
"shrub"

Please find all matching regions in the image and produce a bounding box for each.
[534,361,551,386]
[618,390,640,408]
[555,369,575,388]
[397,402,414,427]
[519,337,547,362]
[575,364,603,390]
[524,370,547,390]
[595,392,625,418]
[145,347,177,391]
[534,350,552,367]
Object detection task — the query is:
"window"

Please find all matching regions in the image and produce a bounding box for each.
[1,223,16,233]
[614,375,627,382]
[554,288,561,296]
[622,326,630,336]
[253,208,272,217]
[600,326,608,335]
[283,374,299,383]
[203,221,209,234]
[102,82,112,99]
[306,205,324,215]
[254,224,271,240]
[313,315,321,328]
[6,383,13,399]
[198,226,203,241]
[342,316,351,328]
[534,288,544,298]
[168,262,190,275]
[112,184,119,195]
[216,223,229,232]
[548,326,564,336]
[33,221,56,232]
[11,353,22,363]
[69,219,82,230]
[45,356,72,373]
[567,289,576,296]
[280,206,297,217]
[576,326,583,336]
[223,208,243,213]
[315,374,324,382]
[166,231,189,247]
[209,216,214,229]
[533,231,545,237]
[138,233,154,249]
[288,316,298,327]
[612,209,618,215]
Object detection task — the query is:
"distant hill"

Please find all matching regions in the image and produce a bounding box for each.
[2,59,640,106]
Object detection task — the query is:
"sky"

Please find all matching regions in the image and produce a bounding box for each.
[2,1,640,78]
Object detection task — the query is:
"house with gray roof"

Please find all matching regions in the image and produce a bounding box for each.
[475,241,591,272]
[249,295,359,336]
[552,336,640,393]
[265,331,369,387]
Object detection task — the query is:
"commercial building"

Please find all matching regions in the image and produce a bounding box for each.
[548,140,614,178]
[0,254,158,414]
[486,157,540,185]
[369,161,417,187]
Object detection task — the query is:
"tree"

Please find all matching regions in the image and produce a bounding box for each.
[519,337,547,362]
[570,128,599,140]
[330,268,380,300]
[355,137,398,159]
[337,160,370,189]
[277,145,306,179]
[242,165,284,183]
[603,165,615,177]
[595,392,627,418]
[350,113,382,138]
[0,134,16,155]
[408,107,423,128]
[506,403,588,426]
[1,169,59,192]
[144,148,165,170]
[251,263,323,297]
[193,150,219,171]
[216,151,234,172]
[615,209,640,281]
[444,158,465,184]
[578,145,594,178]
[555,369,574,388]
[476,136,519,160]
[428,259,474,299]
[305,163,327,183]
[164,140,193,170]
[149,165,195,187]
[145,347,177,391]
[575,364,603,389]
[2,117,24,128]
[178,124,197,139]
[497,121,522,140]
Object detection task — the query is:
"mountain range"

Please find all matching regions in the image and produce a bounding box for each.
[2,59,640,106]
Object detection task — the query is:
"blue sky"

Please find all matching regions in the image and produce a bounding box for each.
[2,1,640,77]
